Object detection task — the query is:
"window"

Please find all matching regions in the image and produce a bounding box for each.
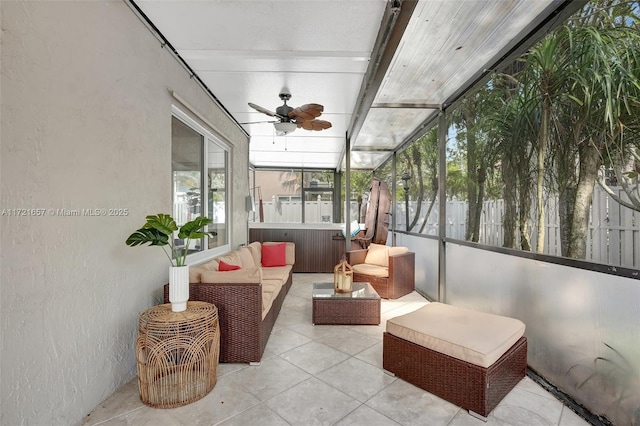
[171,107,229,259]
[249,170,339,223]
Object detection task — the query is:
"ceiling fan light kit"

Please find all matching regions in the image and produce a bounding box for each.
[248,92,332,136]
[273,121,298,136]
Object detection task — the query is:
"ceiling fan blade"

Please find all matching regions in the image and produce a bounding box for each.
[289,103,324,121]
[239,120,277,125]
[297,119,332,131]
[248,102,279,117]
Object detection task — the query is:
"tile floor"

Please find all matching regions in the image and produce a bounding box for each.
[84,273,590,426]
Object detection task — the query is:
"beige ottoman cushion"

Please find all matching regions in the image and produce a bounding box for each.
[386,302,525,368]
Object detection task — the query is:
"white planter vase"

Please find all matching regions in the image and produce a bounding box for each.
[169,265,189,312]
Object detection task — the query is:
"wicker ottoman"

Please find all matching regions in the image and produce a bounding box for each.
[136,301,220,408]
[383,303,527,419]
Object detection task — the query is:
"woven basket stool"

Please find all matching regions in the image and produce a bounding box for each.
[136,301,220,408]
[383,302,527,419]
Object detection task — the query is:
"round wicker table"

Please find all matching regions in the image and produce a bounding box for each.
[136,301,220,408]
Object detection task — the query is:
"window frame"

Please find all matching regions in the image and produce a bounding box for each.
[172,105,231,264]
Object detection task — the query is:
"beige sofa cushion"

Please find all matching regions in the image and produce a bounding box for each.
[190,258,220,282]
[262,290,276,319]
[386,302,525,368]
[247,241,262,266]
[261,265,292,282]
[352,263,388,278]
[261,280,283,295]
[365,243,390,267]
[190,268,203,283]
[261,279,284,319]
[200,266,262,284]
[237,247,257,268]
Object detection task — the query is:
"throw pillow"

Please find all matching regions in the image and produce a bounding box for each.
[262,242,286,267]
[364,243,390,267]
[218,260,241,271]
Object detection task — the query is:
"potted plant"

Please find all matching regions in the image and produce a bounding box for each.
[126,213,212,312]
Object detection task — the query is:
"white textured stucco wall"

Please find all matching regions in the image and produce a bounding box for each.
[0,2,249,425]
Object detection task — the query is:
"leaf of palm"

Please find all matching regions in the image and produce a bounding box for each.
[143,213,178,235]
[178,216,213,239]
[125,228,169,247]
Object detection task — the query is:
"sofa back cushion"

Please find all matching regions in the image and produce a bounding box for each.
[284,242,295,265]
[237,246,257,268]
[365,243,390,267]
[247,241,262,266]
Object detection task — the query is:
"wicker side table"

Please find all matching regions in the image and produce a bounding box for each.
[136,301,220,408]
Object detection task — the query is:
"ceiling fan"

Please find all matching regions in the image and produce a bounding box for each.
[246,92,332,136]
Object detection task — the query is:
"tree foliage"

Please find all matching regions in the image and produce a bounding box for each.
[404,0,640,259]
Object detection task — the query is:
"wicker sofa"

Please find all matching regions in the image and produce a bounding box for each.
[164,241,294,364]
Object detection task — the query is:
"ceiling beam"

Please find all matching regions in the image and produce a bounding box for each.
[341,0,418,165]
[371,103,442,109]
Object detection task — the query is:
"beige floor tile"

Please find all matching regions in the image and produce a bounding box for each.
[164,375,260,425]
[262,326,312,358]
[280,340,350,375]
[316,357,396,402]
[559,407,591,426]
[228,356,310,401]
[216,403,290,426]
[365,379,460,425]
[492,386,564,425]
[316,328,379,356]
[354,341,383,369]
[82,378,143,425]
[334,404,401,426]
[265,377,360,426]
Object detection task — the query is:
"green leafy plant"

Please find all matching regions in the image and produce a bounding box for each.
[125,214,212,266]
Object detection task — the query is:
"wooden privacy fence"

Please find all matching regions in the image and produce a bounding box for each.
[397,186,640,268]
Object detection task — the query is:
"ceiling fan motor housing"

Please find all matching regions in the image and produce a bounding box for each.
[277,92,293,118]
[276,104,294,118]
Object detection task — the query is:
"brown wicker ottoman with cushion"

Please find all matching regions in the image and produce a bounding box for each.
[383,302,527,419]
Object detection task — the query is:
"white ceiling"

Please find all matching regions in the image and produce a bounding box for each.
[133,0,583,171]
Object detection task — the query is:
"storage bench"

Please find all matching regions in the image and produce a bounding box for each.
[383,302,527,419]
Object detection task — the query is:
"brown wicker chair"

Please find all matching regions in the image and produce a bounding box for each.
[345,243,415,299]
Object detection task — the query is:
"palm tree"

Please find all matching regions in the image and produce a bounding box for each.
[557,7,640,258]
[520,33,570,253]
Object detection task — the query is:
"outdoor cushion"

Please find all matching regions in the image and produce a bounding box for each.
[386,302,525,368]
[365,243,389,267]
[261,265,292,282]
[247,241,262,266]
[262,290,276,317]
[388,246,409,257]
[263,241,295,265]
[352,263,388,278]
[199,267,261,284]
[217,251,242,268]
[219,260,241,271]
[262,242,287,267]
[261,280,283,295]
[237,246,256,268]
